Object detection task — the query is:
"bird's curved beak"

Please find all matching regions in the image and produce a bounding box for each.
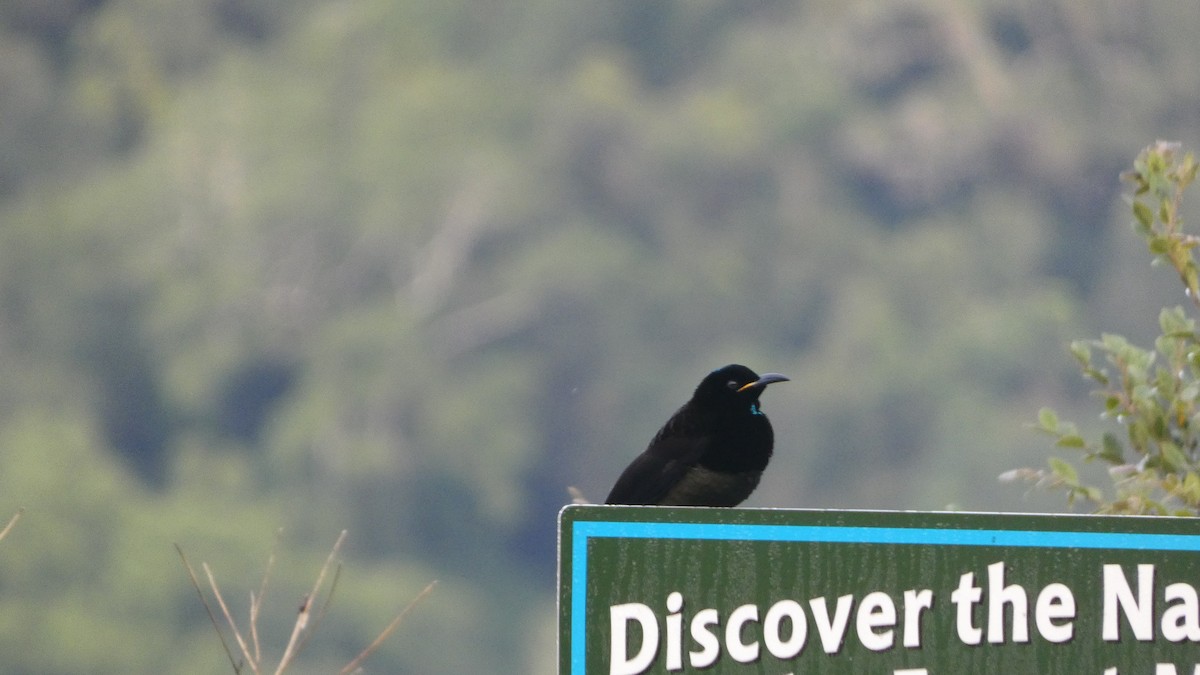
[737,372,790,393]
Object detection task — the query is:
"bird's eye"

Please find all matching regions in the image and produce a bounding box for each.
[727,380,740,390]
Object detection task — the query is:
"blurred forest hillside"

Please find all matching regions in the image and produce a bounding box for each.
[1,0,1199,672]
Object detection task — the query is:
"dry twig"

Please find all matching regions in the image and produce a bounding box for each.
[205,562,260,674]
[339,580,439,674]
[175,544,244,674]
[180,529,432,673]
[274,530,347,674]
[0,509,23,543]
[249,529,283,664]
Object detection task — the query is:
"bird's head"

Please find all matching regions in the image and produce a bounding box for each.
[694,364,790,412]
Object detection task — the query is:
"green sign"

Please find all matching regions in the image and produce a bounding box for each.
[558,506,1200,674]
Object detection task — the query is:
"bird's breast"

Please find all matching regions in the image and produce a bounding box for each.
[697,415,775,473]
[658,465,762,507]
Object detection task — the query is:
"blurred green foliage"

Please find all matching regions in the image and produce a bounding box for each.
[0,0,1198,671]
[1016,143,1200,515]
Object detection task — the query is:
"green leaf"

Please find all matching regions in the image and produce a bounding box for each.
[1131,383,1156,407]
[1085,367,1110,386]
[1132,200,1154,231]
[1100,333,1129,352]
[1056,434,1086,448]
[1184,262,1200,298]
[1181,472,1200,504]
[1048,457,1079,486]
[1129,419,1151,454]
[1161,441,1190,472]
[1154,367,1174,394]
[1038,407,1059,433]
[1099,432,1125,464]
[1160,306,1192,335]
[1148,235,1170,255]
[1179,153,1198,188]
[1069,341,1092,367]
[1148,150,1166,172]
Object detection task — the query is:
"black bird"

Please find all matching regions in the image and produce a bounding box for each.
[605,364,789,506]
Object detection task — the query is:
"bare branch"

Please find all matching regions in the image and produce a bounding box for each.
[339,580,438,675]
[274,530,348,674]
[250,529,282,664]
[175,544,244,674]
[292,561,342,658]
[0,508,23,543]
[205,563,260,674]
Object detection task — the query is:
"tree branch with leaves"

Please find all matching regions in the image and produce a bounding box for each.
[1004,141,1200,515]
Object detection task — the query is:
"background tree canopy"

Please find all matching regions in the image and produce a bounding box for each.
[0,0,1197,671]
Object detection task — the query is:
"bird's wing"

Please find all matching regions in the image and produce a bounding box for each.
[604,436,708,505]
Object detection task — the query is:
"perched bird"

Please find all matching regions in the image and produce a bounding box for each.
[605,364,789,506]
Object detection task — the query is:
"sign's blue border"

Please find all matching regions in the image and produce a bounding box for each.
[568,518,1200,674]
